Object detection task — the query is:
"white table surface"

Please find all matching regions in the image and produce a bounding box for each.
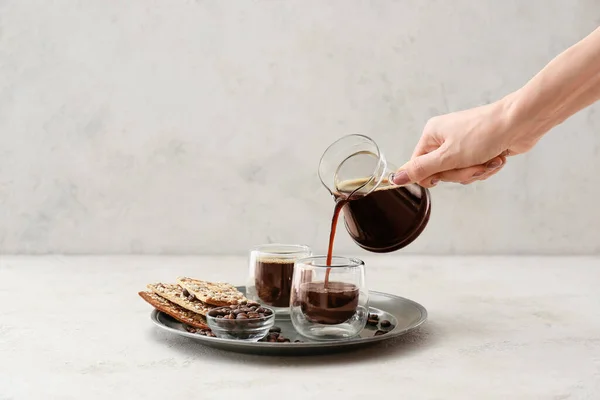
[1,255,599,400]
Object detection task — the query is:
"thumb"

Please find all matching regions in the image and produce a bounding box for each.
[392,148,447,185]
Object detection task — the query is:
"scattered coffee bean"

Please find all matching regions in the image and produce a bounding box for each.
[368,313,379,321]
[260,330,298,344]
[187,294,196,301]
[380,320,392,328]
[182,288,190,297]
[269,327,281,333]
[374,330,387,336]
[367,319,379,326]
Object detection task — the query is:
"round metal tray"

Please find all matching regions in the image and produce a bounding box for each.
[149,287,427,356]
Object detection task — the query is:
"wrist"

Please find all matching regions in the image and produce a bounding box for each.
[498,89,554,144]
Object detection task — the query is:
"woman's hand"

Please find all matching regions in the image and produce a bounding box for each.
[392,96,542,188]
[392,27,600,188]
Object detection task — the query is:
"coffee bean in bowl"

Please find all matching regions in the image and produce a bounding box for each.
[206,304,275,341]
[368,313,379,321]
[380,319,392,328]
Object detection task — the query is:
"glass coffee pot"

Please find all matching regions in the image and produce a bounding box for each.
[318,134,432,253]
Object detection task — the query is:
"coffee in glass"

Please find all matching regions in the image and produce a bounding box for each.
[246,244,312,315]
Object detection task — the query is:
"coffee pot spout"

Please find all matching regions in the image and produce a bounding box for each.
[318,134,395,199]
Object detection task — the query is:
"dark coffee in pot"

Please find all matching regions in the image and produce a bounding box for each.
[334,178,431,253]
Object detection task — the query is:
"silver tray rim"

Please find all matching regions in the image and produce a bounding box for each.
[150,288,428,350]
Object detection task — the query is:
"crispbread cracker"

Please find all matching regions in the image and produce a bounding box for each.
[177,277,247,306]
[138,291,209,329]
[147,282,215,316]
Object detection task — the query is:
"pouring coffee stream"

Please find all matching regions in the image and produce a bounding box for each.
[324,150,372,286]
[324,198,346,286]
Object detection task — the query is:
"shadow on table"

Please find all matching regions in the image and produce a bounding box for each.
[148,322,438,366]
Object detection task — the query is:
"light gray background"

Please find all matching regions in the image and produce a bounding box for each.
[1,1,599,255]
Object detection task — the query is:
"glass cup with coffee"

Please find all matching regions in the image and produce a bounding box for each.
[319,134,432,253]
[246,244,312,315]
[290,256,368,340]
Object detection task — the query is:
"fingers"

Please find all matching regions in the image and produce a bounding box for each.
[392,145,450,186]
[392,146,509,187]
[410,132,440,159]
[411,118,442,159]
[419,155,506,188]
[469,155,507,183]
[459,164,505,185]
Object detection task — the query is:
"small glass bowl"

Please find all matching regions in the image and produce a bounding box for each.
[206,305,275,342]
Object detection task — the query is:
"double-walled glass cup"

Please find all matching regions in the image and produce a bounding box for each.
[290,256,368,340]
[246,244,312,315]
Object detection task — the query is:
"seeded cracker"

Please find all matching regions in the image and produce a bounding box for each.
[177,277,247,307]
[147,282,215,316]
[138,291,209,329]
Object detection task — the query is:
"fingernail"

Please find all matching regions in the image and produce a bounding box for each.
[473,171,485,177]
[431,178,440,186]
[392,170,410,185]
[487,160,502,169]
